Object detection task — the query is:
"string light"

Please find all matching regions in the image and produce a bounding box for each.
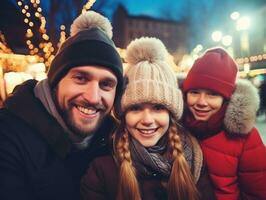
[82,0,96,13]
[29,22,34,27]
[16,0,57,66]
[5,0,98,73]
[0,32,13,54]
[0,52,39,73]
[17,0,37,56]
[57,25,66,48]
[236,53,266,65]
[14,0,98,68]
[26,29,33,38]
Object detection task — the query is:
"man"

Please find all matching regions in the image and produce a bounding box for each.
[0,11,123,200]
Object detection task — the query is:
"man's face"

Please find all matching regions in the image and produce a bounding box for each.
[55,65,117,139]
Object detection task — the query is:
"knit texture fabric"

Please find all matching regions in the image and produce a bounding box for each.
[47,11,123,97]
[121,37,183,119]
[182,47,238,99]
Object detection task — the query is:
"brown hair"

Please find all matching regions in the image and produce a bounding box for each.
[115,116,198,200]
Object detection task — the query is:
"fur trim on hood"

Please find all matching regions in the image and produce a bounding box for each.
[224,79,260,135]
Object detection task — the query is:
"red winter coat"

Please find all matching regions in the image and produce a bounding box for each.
[186,80,266,200]
[201,128,266,200]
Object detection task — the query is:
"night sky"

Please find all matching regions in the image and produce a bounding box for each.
[93,0,265,49]
[7,0,266,49]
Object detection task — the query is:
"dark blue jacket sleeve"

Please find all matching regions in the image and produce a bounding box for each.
[0,130,32,200]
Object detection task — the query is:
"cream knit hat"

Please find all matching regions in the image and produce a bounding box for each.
[121,37,183,119]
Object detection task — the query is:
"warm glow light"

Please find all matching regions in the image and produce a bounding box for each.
[211,31,223,42]
[230,12,240,20]
[82,0,96,13]
[42,34,49,40]
[15,0,100,68]
[33,48,39,53]
[193,44,203,53]
[26,40,31,45]
[26,29,33,38]
[222,35,232,46]
[60,25,65,30]
[244,63,250,73]
[244,57,249,63]
[236,16,251,31]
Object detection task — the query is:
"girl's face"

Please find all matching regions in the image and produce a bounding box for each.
[125,103,170,147]
[187,89,224,121]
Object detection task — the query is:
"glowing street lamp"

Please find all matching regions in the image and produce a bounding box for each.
[222,35,232,46]
[236,16,251,56]
[230,12,240,21]
[236,16,251,31]
[194,44,203,52]
[211,31,223,42]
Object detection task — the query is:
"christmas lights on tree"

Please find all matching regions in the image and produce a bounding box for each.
[2,0,266,71]
[0,31,13,54]
[82,0,96,14]
[14,0,98,68]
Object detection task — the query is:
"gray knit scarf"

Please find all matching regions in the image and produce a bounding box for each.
[34,79,93,149]
[130,134,193,179]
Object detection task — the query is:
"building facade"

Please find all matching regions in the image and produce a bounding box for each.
[112,5,189,54]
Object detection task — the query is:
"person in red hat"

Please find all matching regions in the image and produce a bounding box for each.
[182,47,266,200]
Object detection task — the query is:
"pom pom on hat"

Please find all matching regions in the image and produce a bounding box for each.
[47,11,123,100]
[121,37,184,120]
[125,37,168,65]
[70,11,112,38]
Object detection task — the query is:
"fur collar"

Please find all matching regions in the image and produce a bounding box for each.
[224,79,259,135]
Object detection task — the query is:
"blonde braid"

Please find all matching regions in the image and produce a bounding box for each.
[167,118,199,200]
[116,129,141,200]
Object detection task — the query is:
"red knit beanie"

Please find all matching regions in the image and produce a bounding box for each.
[182,47,238,99]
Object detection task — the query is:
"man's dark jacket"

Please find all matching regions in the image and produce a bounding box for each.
[0,80,116,200]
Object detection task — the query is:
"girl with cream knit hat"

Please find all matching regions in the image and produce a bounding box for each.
[81,37,215,200]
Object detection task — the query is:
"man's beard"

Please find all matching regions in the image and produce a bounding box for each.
[52,88,109,141]
[60,107,107,141]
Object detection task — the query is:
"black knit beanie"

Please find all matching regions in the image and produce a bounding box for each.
[47,11,123,98]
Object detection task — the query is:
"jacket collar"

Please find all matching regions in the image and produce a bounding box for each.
[4,79,116,158]
[224,79,259,135]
